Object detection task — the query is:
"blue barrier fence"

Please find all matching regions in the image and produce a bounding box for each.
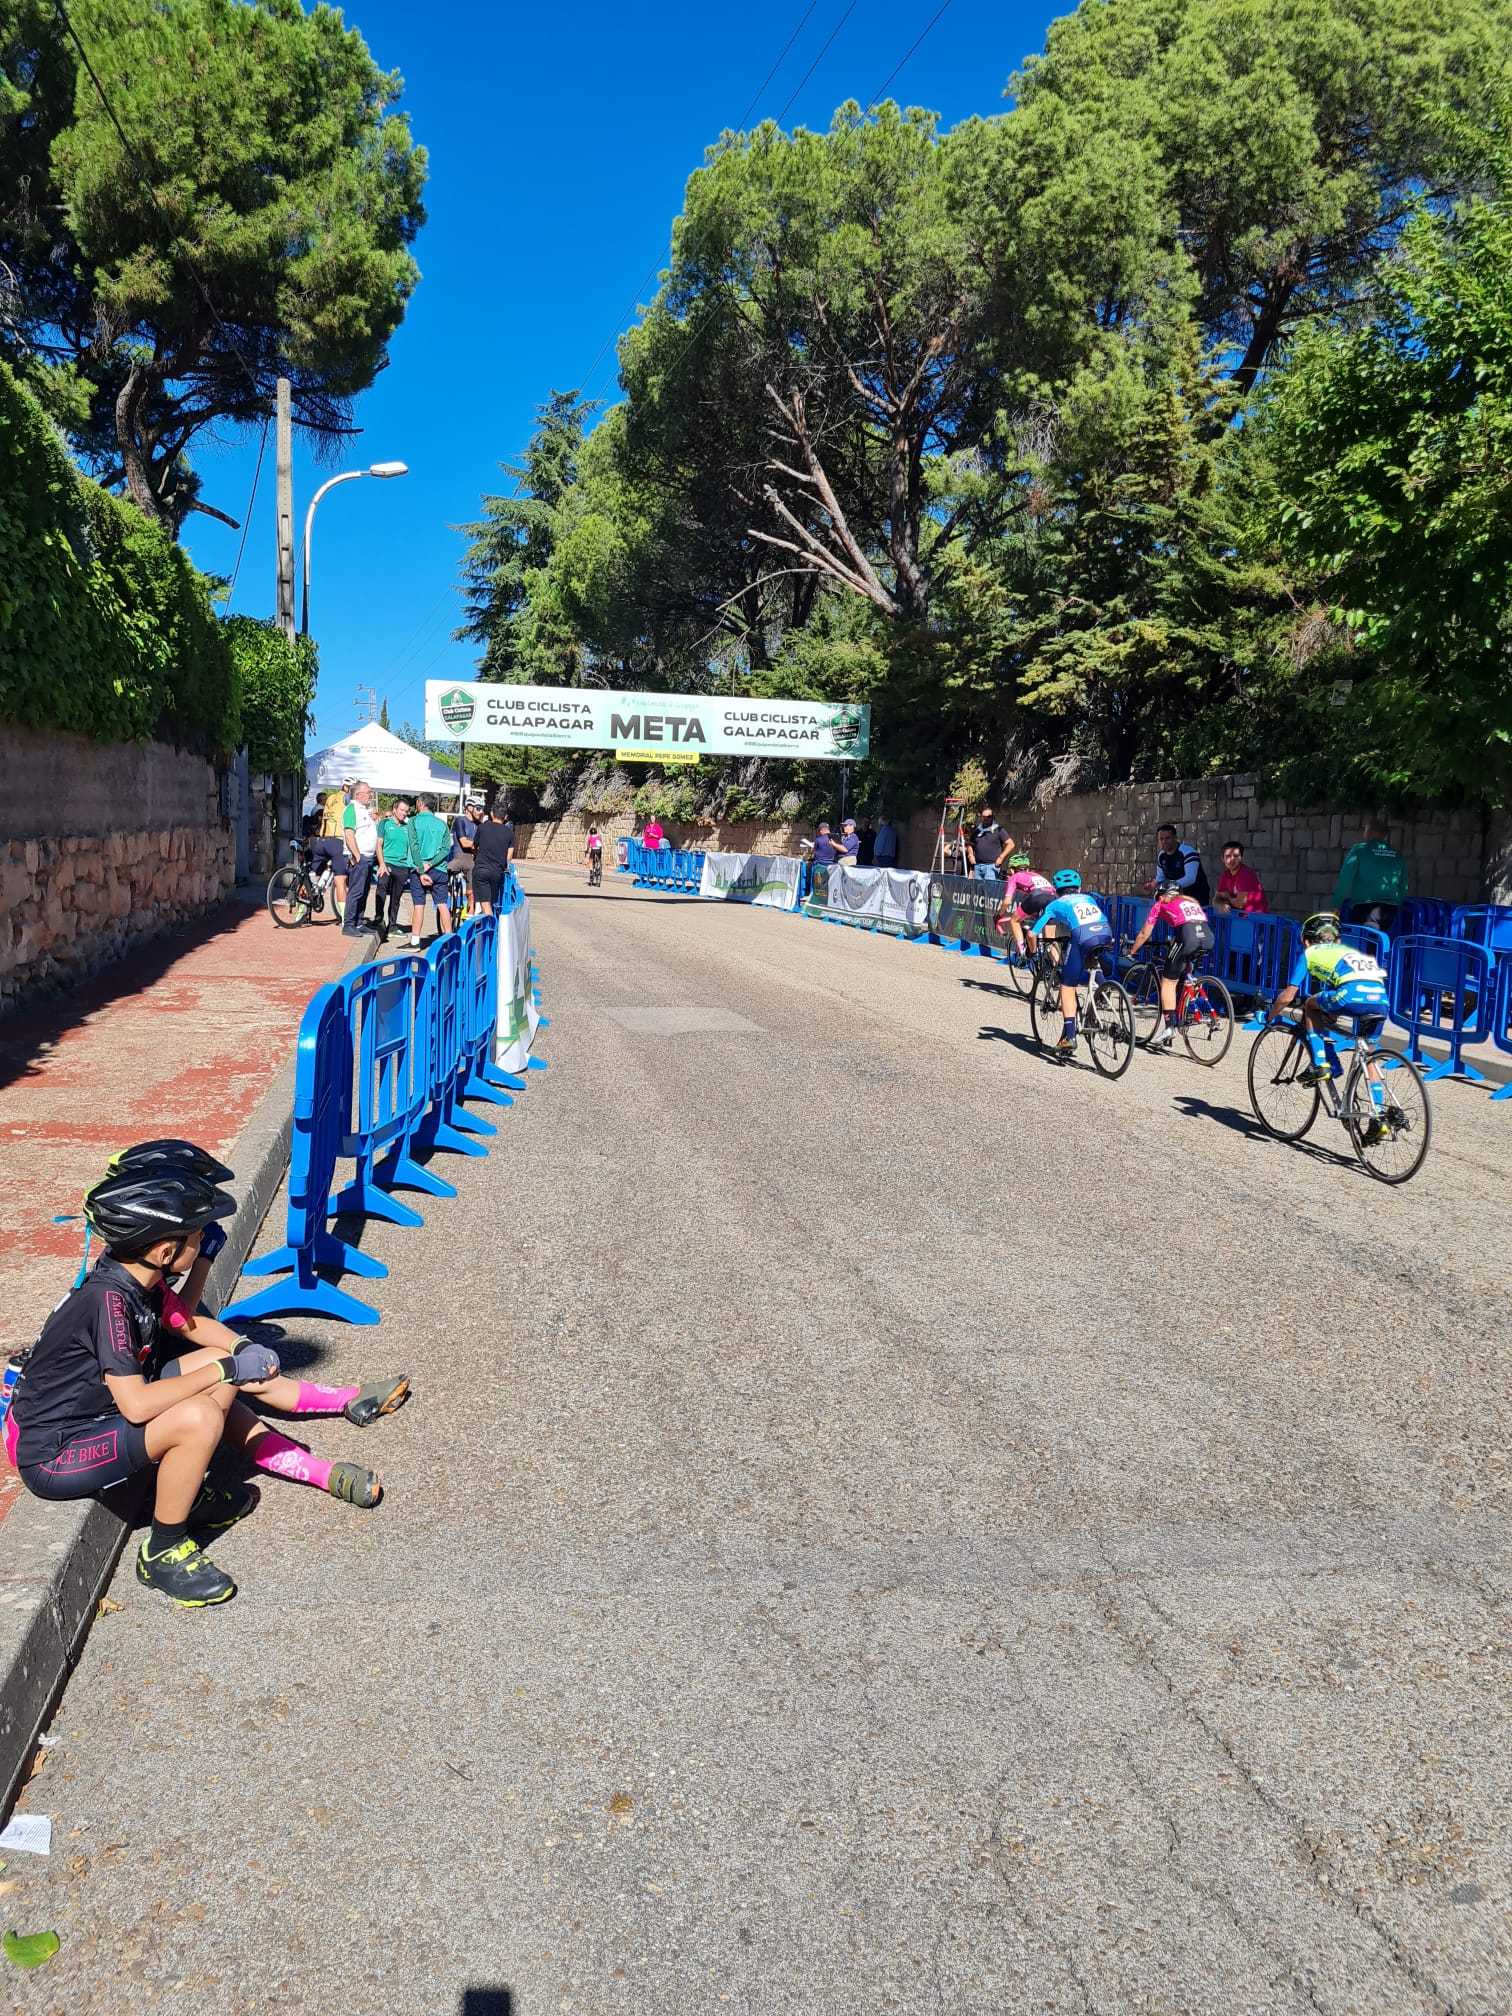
[628,841,705,891]
[1386,933,1492,1083]
[1491,955,1512,1104]
[222,872,543,1329]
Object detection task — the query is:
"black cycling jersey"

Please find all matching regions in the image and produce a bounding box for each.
[11,1257,164,1467]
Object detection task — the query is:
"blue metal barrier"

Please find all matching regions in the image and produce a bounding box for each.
[411,930,495,1158]
[1491,955,1512,1103]
[1454,905,1512,967]
[328,952,436,1228]
[222,984,386,1327]
[461,910,526,1100]
[1387,934,1492,1082]
[1215,911,1298,1005]
[1341,921,1391,968]
[1397,898,1453,938]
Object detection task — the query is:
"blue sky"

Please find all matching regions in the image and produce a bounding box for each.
[183,0,1054,749]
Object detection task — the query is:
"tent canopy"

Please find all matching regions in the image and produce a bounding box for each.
[303,722,463,809]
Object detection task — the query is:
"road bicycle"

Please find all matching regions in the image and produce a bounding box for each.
[1121,945,1236,1066]
[1246,1011,1432,1184]
[267,840,336,929]
[587,850,603,887]
[999,915,1051,997]
[1027,945,1136,1079]
[447,867,471,923]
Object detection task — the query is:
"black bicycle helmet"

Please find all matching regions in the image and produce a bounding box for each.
[84,1169,235,1258]
[106,1139,234,1185]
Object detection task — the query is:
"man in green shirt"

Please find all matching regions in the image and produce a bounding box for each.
[1333,817,1409,931]
[406,794,453,946]
[374,798,412,944]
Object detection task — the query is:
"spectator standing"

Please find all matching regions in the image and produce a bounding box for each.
[1334,818,1408,930]
[406,794,454,946]
[471,805,514,915]
[857,821,876,867]
[804,822,840,866]
[449,796,483,891]
[838,817,861,864]
[340,781,378,938]
[641,816,666,853]
[873,816,899,869]
[316,789,349,913]
[1143,822,1211,905]
[374,798,412,943]
[967,805,1013,882]
[1215,839,1266,915]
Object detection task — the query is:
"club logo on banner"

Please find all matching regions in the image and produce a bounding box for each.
[810,864,931,934]
[928,874,1005,951]
[699,851,803,910]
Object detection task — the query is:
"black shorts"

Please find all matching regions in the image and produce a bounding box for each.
[17,1415,151,1501]
[473,874,502,906]
[1161,925,1213,981]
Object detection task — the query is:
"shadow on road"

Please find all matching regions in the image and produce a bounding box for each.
[460,1991,515,2015]
[1172,1093,1352,1171]
[978,1024,1046,1064]
[960,977,1020,1000]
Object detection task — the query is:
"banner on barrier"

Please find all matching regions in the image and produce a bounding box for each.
[494,890,540,1071]
[813,864,930,934]
[699,851,803,910]
[928,874,1005,950]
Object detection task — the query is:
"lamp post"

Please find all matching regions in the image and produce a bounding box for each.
[300,460,408,636]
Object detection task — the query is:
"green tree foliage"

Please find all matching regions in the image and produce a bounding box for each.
[224,617,317,774]
[0,0,426,533]
[0,356,238,750]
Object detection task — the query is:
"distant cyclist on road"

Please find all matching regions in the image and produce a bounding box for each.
[1030,871,1114,1057]
[1125,882,1215,1050]
[994,854,1055,960]
[584,825,604,884]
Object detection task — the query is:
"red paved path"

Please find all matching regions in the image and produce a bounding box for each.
[0,896,354,1521]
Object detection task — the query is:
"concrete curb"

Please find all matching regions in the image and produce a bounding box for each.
[0,920,379,1814]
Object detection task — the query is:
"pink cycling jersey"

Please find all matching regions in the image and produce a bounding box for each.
[1004,869,1053,919]
[1145,895,1208,932]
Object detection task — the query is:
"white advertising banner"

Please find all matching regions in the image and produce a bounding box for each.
[814,864,931,935]
[426,680,869,762]
[699,851,804,911]
[493,887,540,1072]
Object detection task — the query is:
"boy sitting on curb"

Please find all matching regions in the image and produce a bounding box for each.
[8,1147,409,1609]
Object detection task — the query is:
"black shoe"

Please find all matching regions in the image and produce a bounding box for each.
[343,1375,411,1427]
[136,1536,237,1608]
[186,1478,259,1537]
[341,926,366,938]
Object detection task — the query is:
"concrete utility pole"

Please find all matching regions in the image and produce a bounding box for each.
[275,377,295,641]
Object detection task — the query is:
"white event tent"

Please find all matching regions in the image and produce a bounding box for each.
[302,722,465,811]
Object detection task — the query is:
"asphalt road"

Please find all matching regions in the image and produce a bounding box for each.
[12,866,1512,2016]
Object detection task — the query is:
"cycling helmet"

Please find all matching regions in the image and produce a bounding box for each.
[1302,911,1342,945]
[1155,880,1183,898]
[106,1139,234,1186]
[1053,869,1081,892]
[84,1169,234,1259]
[1008,852,1031,870]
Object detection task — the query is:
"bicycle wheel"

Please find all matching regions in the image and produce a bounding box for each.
[1123,962,1162,1047]
[1028,979,1055,1053]
[267,866,311,927]
[1343,1051,1432,1185]
[1005,943,1035,997]
[1247,1026,1321,1140]
[1086,978,1135,1079]
[1181,975,1235,1068]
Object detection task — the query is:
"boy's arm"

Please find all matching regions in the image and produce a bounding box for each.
[105,1357,233,1424]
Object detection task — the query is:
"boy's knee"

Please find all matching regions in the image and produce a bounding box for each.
[174,1394,228,1443]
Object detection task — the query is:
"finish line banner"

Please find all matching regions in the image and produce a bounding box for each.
[929,873,1005,952]
[427,681,869,762]
[811,864,931,935]
[699,851,803,910]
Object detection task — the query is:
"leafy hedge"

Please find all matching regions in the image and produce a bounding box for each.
[224,618,317,775]
[0,360,239,753]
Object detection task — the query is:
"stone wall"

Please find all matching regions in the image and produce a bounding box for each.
[901,776,1498,912]
[0,728,235,1013]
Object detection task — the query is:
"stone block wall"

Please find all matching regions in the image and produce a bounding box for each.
[901,776,1496,913]
[0,727,235,1014]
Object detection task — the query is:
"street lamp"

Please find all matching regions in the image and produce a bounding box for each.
[300,460,408,636]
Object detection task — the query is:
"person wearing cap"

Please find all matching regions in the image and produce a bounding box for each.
[803,822,841,867]
[837,817,862,865]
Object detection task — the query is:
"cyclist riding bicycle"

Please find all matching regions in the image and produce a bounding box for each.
[1270,912,1391,1101]
[994,854,1056,959]
[1125,881,1216,1051]
[1030,871,1114,1056]
[585,825,604,883]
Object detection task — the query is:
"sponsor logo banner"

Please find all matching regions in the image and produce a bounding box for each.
[699,851,803,910]
[811,865,931,934]
[928,873,1005,951]
[426,681,869,762]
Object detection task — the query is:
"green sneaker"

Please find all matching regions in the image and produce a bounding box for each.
[187,1479,258,1537]
[326,1461,382,1508]
[343,1375,411,1427]
[136,1536,236,1608]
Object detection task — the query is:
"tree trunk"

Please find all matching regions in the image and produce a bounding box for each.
[114,363,170,529]
[1232,271,1300,393]
[888,428,928,619]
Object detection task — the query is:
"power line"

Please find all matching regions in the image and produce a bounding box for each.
[224,417,269,607]
[773,0,862,125]
[868,0,956,104]
[739,0,822,125]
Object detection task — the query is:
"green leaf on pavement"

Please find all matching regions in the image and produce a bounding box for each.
[3,1931,59,1970]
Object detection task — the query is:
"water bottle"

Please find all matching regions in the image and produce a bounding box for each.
[0,1354,26,1429]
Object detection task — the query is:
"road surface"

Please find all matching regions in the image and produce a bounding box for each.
[13,865,1512,2015]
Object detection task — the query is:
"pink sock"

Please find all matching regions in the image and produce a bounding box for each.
[291,1381,359,1415]
[248,1428,332,1493]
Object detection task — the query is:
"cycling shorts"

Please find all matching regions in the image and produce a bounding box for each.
[1061,934,1111,988]
[1161,921,1213,980]
[1016,891,1054,924]
[313,838,347,877]
[1315,981,1388,1030]
[12,1412,150,1501]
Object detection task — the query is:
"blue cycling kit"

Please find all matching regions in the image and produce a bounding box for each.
[1036,894,1112,987]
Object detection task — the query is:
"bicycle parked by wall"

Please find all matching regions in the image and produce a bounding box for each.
[448,867,471,925]
[1246,1010,1432,1184]
[1121,945,1236,1066]
[1027,948,1136,1079]
[267,839,335,929]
